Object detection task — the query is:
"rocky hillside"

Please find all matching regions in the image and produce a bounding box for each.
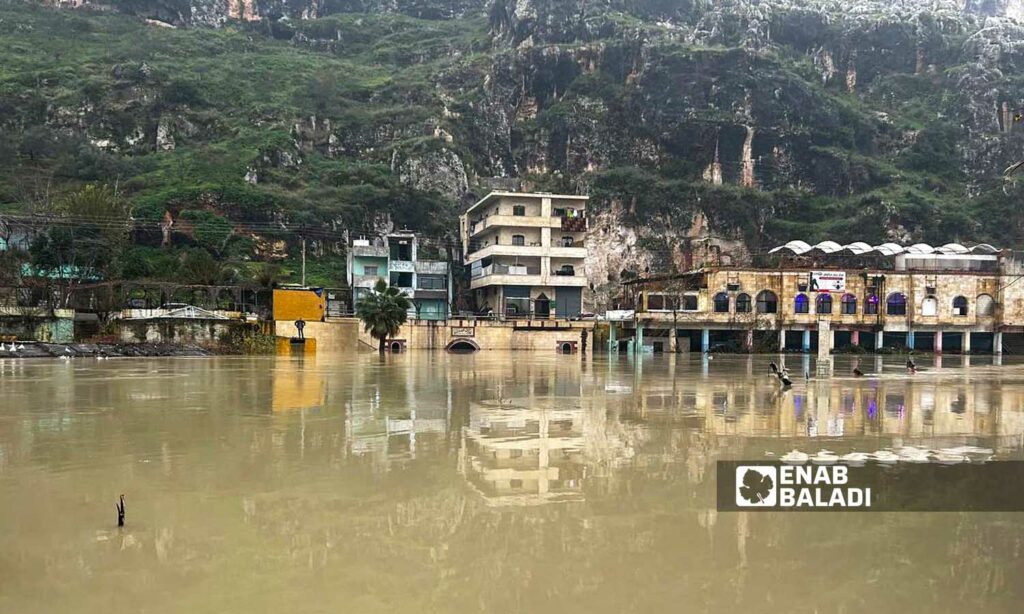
[4,0,1024,295]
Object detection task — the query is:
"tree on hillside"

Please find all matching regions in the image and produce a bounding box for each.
[356,278,411,354]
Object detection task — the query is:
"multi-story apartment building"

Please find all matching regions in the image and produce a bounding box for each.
[347,232,451,320]
[460,191,588,319]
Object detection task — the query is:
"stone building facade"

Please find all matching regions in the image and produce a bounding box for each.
[616,241,1024,354]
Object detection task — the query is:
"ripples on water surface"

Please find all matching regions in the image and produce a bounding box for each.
[0,353,1022,613]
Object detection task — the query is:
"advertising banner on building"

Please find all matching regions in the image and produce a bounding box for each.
[810,270,846,293]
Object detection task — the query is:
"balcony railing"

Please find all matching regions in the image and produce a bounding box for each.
[472,264,542,279]
[414,261,449,274]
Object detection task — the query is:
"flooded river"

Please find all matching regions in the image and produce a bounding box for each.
[1,352,1022,613]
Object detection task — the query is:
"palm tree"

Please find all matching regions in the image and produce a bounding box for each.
[356,278,411,353]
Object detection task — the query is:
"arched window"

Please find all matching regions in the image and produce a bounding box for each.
[864,294,879,315]
[713,292,730,313]
[511,234,525,246]
[794,293,809,314]
[886,292,907,316]
[736,293,752,313]
[816,293,833,314]
[921,296,938,317]
[977,293,995,317]
[952,296,968,316]
[756,290,778,314]
[841,293,857,315]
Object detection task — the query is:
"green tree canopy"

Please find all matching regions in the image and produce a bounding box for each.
[355,278,411,353]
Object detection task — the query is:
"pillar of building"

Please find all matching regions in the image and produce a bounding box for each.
[745,330,754,352]
[876,330,884,351]
[778,328,786,352]
[701,329,710,353]
[994,331,1003,355]
[817,318,832,375]
[962,330,971,354]
[635,326,645,356]
[934,330,943,354]
[907,330,915,350]
[801,329,811,353]
[668,328,677,353]
[608,322,617,354]
[851,330,860,347]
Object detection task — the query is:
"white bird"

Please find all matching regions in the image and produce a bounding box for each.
[16,344,24,350]
[7,343,15,352]
[64,347,73,354]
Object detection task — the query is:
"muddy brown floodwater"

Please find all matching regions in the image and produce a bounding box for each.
[1,352,1022,613]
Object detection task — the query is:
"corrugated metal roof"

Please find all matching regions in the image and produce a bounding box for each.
[768,241,1002,257]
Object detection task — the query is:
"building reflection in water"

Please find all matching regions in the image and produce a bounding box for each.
[616,355,1024,459]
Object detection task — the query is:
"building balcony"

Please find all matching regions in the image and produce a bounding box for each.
[466,244,586,261]
[560,216,586,232]
[352,274,384,287]
[351,245,389,258]
[414,260,449,275]
[414,289,448,300]
[470,264,588,290]
[468,215,562,237]
[389,260,415,273]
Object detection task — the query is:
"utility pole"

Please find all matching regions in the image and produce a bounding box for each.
[301,236,307,287]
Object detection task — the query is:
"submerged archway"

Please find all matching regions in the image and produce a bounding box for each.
[446,339,480,353]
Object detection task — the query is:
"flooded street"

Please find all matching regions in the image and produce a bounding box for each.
[1,352,1023,613]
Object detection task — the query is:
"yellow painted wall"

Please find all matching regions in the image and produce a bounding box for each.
[275,319,361,351]
[272,288,326,322]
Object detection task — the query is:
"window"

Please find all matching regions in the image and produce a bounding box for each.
[841,293,857,315]
[922,296,938,316]
[756,290,777,314]
[364,265,378,276]
[647,294,665,311]
[977,293,995,316]
[794,293,809,314]
[713,292,730,313]
[418,275,446,290]
[512,205,526,216]
[511,234,525,246]
[816,293,832,314]
[390,272,414,288]
[561,236,575,247]
[886,292,907,316]
[865,294,879,315]
[736,293,752,313]
[952,296,968,316]
[682,294,699,311]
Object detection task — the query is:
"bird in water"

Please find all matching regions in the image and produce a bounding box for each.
[116,494,125,527]
[906,356,917,374]
[805,370,810,381]
[770,361,780,376]
[852,365,864,377]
